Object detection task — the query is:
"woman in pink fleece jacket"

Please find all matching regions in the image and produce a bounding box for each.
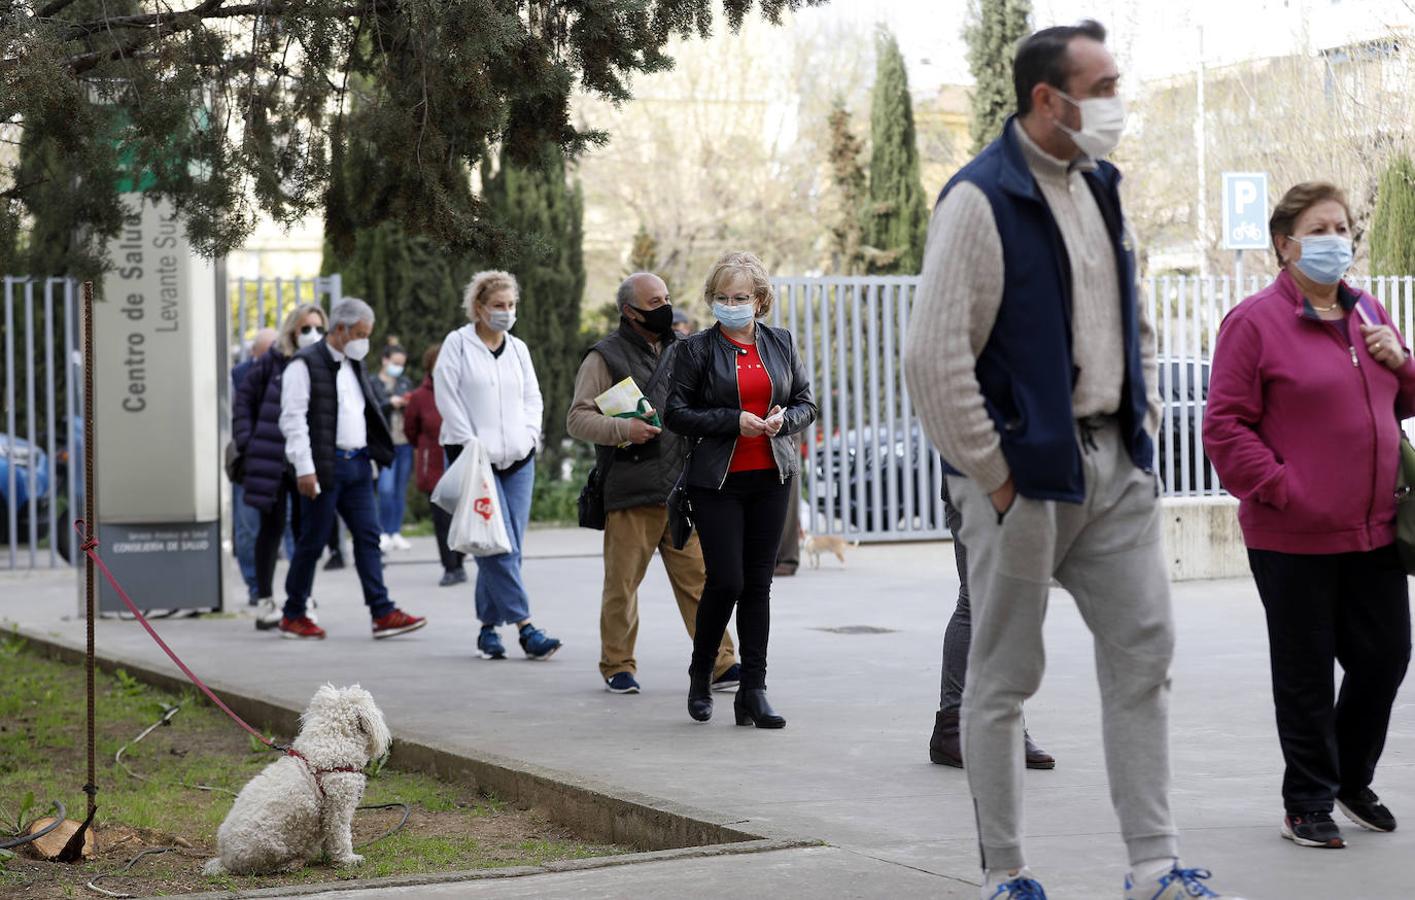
[1205,182,1415,851]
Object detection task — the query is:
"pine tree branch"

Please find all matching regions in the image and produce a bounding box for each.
[34,0,85,19]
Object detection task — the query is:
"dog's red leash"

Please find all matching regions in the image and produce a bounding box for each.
[74,520,288,755]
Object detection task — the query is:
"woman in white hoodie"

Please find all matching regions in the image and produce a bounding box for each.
[435,270,562,661]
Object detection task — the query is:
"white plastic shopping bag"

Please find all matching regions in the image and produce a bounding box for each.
[444,438,512,557]
[430,445,469,514]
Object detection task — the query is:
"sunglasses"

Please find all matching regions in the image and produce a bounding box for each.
[300,324,326,335]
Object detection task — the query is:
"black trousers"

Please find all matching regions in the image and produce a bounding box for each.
[688,470,791,691]
[431,503,466,573]
[253,473,299,600]
[1248,544,1411,814]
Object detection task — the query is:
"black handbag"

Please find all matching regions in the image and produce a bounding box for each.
[223,440,245,484]
[577,463,608,530]
[666,438,701,550]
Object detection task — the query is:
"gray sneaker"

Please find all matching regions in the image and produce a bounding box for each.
[254,598,282,631]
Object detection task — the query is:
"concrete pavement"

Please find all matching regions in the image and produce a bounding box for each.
[4,527,1414,898]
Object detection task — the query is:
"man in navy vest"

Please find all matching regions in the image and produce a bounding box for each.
[904,21,1242,900]
[278,297,427,641]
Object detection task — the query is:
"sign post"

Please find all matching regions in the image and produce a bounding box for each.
[1222,172,1269,296]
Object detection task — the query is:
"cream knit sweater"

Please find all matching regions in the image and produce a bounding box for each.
[904,122,1160,494]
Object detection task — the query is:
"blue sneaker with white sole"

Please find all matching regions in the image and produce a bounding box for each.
[1124,865,1246,899]
[711,663,741,692]
[518,623,561,660]
[605,672,641,694]
[985,872,1047,899]
[477,625,506,660]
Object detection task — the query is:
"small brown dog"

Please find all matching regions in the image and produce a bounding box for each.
[801,533,858,569]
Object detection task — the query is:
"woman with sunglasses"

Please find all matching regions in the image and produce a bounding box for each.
[235,303,329,629]
[663,251,816,727]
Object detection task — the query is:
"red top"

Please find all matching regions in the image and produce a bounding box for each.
[726,335,776,473]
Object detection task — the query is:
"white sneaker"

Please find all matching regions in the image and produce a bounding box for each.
[1124,864,1244,899]
[981,867,1045,899]
[390,533,412,551]
[307,597,319,624]
[378,533,393,552]
[254,598,282,631]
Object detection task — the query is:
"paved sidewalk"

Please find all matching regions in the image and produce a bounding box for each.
[5,527,1415,898]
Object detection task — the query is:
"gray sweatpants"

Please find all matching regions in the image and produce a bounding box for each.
[946,419,1179,872]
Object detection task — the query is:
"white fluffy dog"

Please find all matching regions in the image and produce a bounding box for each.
[203,684,391,876]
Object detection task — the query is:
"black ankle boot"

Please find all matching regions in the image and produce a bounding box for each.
[687,671,712,722]
[734,688,785,728]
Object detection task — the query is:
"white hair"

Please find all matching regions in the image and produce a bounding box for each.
[329,297,375,330]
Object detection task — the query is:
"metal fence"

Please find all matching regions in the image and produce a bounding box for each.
[1,277,83,570]
[773,274,1415,543]
[230,275,342,362]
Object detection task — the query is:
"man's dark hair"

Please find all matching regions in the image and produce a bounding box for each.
[1013,19,1107,116]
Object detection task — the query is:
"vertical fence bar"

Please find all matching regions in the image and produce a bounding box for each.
[819,283,837,535]
[802,282,821,536]
[834,283,851,537]
[236,277,248,358]
[24,280,37,567]
[864,283,884,535]
[882,284,900,533]
[1159,276,1175,494]
[846,283,864,538]
[5,278,17,568]
[1189,276,1203,498]
[44,280,57,566]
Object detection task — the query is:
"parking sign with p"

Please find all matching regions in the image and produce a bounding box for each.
[1222,172,1269,250]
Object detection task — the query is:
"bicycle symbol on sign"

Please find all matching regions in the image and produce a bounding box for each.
[1231,221,1264,244]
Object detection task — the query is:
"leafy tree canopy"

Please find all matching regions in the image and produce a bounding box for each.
[0,0,827,276]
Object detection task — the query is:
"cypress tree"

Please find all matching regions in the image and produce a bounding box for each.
[826,97,868,275]
[862,29,929,275]
[965,0,1033,156]
[480,143,587,469]
[1371,154,1415,277]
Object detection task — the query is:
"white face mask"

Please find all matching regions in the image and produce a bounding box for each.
[486,309,516,332]
[297,330,322,349]
[342,337,370,361]
[1054,91,1126,159]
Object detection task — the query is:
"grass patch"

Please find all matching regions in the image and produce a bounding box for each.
[0,632,623,897]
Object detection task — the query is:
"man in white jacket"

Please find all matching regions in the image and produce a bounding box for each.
[435,270,562,661]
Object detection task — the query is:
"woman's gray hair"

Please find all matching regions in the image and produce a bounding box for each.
[463,270,518,321]
[277,303,328,357]
[329,297,376,331]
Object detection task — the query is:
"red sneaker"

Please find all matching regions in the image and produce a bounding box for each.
[372,609,427,640]
[279,617,326,640]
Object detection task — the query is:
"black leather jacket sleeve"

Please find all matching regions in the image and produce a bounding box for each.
[777,338,816,438]
[663,337,743,437]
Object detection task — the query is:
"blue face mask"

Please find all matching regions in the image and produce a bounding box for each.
[712,302,756,330]
[1291,235,1353,285]
[385,363,404,378]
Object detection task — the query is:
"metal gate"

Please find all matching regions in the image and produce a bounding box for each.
[770,277,947,543]
[1,277,83,569]
[230,275,342,362]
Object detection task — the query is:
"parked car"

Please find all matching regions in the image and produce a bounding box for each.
[810,423,945,533]
[0,431,74,561]
[1154,357,1216,494]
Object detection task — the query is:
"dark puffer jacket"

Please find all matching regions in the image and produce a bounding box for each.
[234,350,293,513]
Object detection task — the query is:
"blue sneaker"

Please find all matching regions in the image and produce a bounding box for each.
[477,625,506,660]
[605,672,641,694]
[1124,865,1245,899]
[711,663,741,692]
[518,623,561,661]
[985,871,1047,899]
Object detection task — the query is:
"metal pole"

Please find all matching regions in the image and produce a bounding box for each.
[82,279,96,822]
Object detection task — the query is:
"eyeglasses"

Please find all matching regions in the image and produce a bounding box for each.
[713,293,755,307]
[300,324,326,335]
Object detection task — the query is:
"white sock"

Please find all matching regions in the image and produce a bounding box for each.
[1132,857,1176,882]
[983,866,1029,888]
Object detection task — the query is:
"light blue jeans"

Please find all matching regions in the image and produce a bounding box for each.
[473,460,535,627]
[377,444,415,535]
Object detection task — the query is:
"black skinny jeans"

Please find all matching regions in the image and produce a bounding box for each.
[252,472,299,600]
[688,470,791,691]
[1248,544,1411,814]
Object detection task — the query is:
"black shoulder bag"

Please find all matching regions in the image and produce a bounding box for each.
[577,344,674,530]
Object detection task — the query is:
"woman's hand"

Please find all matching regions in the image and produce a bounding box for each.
[763,405,785,437]
[1362,324,1409,371]
[739,411,769,437]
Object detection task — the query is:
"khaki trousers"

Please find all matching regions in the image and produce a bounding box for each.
[601,505,736,679]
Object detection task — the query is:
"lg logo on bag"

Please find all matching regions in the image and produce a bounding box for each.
[475,478,495,521]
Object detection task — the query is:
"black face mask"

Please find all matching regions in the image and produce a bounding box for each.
[632,303,675,337]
